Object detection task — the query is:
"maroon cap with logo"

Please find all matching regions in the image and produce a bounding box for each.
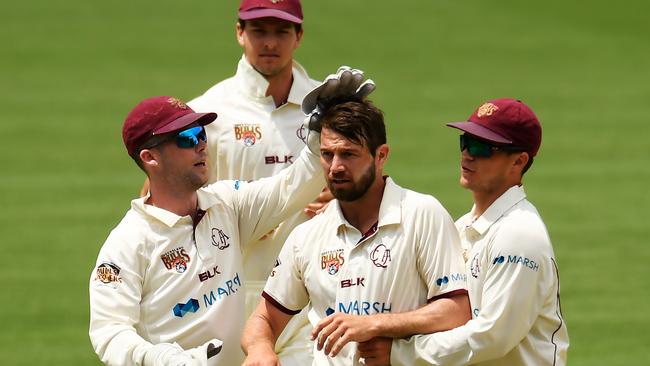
[446,98,542,156]
[122,96,217,156]
[239,0,303,24]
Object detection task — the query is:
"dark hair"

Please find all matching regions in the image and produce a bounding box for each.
[238,19,302,33]
[319,100,386,157]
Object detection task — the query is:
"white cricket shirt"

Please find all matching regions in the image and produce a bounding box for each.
[263,178,467,366]
[188,56,320,362]
[391,185,569,366]
[88,148,324,366]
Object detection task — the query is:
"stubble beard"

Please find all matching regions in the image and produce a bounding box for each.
[328,162,376,202]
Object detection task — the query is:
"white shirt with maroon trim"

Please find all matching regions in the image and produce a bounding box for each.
[391,185,569,366]
[263,177,467,366]
[189,56,320,364]
[88,148,324,366]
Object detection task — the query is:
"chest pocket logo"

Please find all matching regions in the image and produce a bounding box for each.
[370,243,391,268]
[234,124,262,147]
[470,253,480,278]
[211,228,231,250]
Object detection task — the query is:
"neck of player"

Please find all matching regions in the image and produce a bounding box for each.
[339,178,386,235]
[265,66,293,107]
[147,183,200,219]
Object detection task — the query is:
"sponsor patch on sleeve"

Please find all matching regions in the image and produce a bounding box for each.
[93,262,123,288]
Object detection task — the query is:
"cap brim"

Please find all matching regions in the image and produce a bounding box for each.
[446,122,512,144]
[154,112,217,135]
[239,9,303,24]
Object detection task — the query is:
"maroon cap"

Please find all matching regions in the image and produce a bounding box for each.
[122,96,217,156]
[446,98,542,156]
[239,0,303,24]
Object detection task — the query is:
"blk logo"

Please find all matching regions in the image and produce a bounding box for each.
[173,298,200,317]
[265,155,293,164]
[198,266,222,282]
[341,277,365,288]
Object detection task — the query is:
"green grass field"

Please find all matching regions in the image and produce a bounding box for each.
[1,0,649,364]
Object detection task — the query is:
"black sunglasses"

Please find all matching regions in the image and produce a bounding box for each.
[460,134,521,158]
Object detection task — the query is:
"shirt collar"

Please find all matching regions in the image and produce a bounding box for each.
[131,196,186,228]
[469,185,527,235]
[237,55,313,105]
[131,189,221,228]
[329,176,403,232]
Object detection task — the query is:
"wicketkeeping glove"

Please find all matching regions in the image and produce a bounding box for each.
[143,339,222,366]
[301,66,376,154]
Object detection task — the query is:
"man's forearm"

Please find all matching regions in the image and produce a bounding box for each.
[375,293,471,338]
[241,312,278,355]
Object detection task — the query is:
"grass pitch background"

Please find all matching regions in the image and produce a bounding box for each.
[1,0,648,364]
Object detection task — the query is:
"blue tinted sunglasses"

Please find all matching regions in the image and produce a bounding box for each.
[460,134,519,158]
[175,126,207,148]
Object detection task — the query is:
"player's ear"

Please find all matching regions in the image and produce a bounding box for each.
[511,151,529,175]
[375,144,389,165]
[140,149,160,169]
[295,27,304,46]
[236,22,245,45]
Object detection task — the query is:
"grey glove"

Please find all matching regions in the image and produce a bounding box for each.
[302,66,376,154]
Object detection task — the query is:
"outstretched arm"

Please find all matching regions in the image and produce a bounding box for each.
[313,292,470,357]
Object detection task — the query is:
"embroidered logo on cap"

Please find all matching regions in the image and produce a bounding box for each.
[477,103,498,118]
[167,97,188,109]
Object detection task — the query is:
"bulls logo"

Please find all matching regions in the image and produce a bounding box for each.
[321,249,345,275]
[94,262,122,285]
[234,124,262,147]
[370,243,391,268]
[161,247,190,273]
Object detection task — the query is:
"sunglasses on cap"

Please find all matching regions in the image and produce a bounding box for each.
[460,134,522,158]
[140,126,207,152]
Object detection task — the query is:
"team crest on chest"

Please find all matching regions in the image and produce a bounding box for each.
[321,248,345,275]
[470,253,480,278]
[211,227,231,250]
[234,123,262,147]
[370,242,391,268]
[161,247,191,273]
[296,124,307,143]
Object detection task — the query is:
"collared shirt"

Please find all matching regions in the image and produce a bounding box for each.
[188,56,320,363]
[392,185,569,366]
[88,149,324,366]
[189,55,318,185]
[264,178,467,366]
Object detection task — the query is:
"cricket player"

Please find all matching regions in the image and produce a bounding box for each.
[185,1,326,362]
[360,98,569,365]
[88,93,328,366]
[241,92,471,366]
